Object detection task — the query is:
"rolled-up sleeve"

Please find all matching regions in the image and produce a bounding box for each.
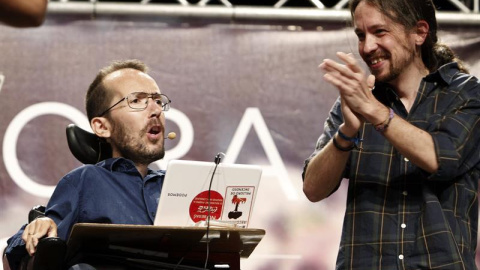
[302,97,346,180]
[427,76,480,181]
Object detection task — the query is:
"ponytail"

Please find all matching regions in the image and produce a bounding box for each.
[428,43,470,74]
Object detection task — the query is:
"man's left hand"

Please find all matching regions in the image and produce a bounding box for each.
[320,52,384,124]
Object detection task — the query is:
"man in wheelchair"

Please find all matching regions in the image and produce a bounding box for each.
[4,59,172,270]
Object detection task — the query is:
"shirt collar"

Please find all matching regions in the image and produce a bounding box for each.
[96,157,166,178]
[424,62,460,85]
[373,62,460,104]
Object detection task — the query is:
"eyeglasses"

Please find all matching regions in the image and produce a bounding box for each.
[99,92,171,117]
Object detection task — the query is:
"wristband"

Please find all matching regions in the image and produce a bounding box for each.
[374,108,394,132]
[337,129,362,146]
[332,136,355,152]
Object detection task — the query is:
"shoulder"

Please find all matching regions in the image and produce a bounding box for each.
[63,158,129,179]
[64,164,107,177]
[437,62,480,91]
[59,164,110,188]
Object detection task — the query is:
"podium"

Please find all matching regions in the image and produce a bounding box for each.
[65,223,265,270]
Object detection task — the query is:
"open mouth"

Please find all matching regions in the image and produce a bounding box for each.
[146,125,163,141]
[148,125,161,135]
[370,57,385,65]
[367,53,389,69]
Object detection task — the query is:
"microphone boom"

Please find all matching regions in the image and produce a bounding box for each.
[165,132,176,140]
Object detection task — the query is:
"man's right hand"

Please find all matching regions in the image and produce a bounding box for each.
[21,217,58,256]
[319,54,376,134]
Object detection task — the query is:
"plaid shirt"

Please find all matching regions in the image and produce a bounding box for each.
[304,63,480,270]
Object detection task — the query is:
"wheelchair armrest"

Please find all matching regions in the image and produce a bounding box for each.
[22,206,66,270]
[29,237,67,270]
[28,205,46,223]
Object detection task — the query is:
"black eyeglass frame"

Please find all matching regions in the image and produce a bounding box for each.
[98,92,171,117]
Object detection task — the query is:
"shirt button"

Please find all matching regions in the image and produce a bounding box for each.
[401,223,406,229]
[399,254,404,260]
[404,157,409,162]
[402,191,408,196]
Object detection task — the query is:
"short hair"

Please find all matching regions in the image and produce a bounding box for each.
[349,0,468,73]
[85,59,150,121]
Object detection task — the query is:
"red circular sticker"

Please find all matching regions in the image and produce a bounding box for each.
[189,190,224,223]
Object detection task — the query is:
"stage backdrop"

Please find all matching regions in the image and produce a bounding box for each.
[1,14,479,270]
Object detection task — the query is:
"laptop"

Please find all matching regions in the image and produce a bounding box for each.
[154,160,262,228]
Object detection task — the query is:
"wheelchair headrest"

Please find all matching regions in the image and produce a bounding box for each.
[66,124,112,164]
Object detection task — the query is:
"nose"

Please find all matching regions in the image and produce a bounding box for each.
[362,34,378,55]
[146,97,162,118]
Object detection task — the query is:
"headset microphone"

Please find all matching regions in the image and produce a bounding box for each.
[164,132,176,140]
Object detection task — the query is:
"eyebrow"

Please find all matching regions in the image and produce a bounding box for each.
[354,23,388,34]
[134,91,161,95]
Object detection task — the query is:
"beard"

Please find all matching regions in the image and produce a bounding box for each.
[109,119,165,166]
[368,41,416,83]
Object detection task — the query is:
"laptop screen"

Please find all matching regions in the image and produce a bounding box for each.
[154,160,262,228]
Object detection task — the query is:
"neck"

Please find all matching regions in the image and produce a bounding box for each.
[135,163,149,178]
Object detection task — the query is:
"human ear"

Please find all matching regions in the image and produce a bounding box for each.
[90,117,111,139]
[415,20,429,45]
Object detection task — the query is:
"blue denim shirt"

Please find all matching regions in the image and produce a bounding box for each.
[5,157,165,270]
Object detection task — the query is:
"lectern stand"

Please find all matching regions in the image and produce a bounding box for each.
[65,223,265,270]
